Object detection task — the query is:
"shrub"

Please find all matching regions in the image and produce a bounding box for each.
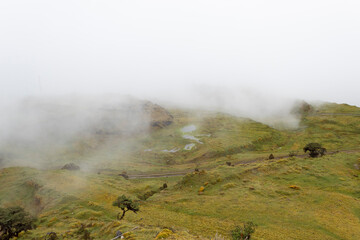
[112,195,139,220]
[303,143,326,158]
[0,206,37,239]
[288,151,298,157]
[137,190,157,201]
[159,183,168,190]
[137,183,167,200]
[231,222,257,240]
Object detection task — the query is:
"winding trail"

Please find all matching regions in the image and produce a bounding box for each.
[309,113,360,117]
[100,149,360,179]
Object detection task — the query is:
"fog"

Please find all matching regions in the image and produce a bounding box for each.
[0,95,155,168]
[1,0,360,105]
[1,1,360,168]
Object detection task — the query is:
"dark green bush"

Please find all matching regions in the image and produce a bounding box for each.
[303,143,326,158]
[231,222,256,240]
[137,190,157,201]
[112,195,139,220]
[0,206,37,239]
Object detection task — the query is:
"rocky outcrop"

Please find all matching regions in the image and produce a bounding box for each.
[93,99,173,135]
[142,101,173,128]
[61,163,80,171]
[291,101,314,115]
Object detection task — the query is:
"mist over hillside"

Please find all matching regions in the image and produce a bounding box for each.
[0,88,303,142]
[152,85,304,128]
[0,93,301,169]
[0,95,175,168]
[1,1,360,239]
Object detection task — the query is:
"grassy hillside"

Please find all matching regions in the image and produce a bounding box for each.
[0,102,360,239]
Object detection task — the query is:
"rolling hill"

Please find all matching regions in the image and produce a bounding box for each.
[0,100,359,239]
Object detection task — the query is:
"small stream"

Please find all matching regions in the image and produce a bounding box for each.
[144,124,210,153]
[162,148,180,153]
[184,143,196,150]
[181,124,203,144]
[182,134,203,144]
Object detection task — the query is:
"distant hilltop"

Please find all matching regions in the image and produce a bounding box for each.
[1,95,174,142]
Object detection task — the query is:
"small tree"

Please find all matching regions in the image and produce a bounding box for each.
[303,143,326,158]
[0,206,37,240]
[231,222,257,240]
[112,195,139,220]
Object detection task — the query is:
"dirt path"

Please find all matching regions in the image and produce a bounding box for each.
[108,149,360,179]
[128,172,189,179]
[310,113,360,117]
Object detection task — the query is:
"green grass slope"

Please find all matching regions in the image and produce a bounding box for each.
[0,102,360,239]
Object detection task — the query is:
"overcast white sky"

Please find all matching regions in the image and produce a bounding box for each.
[1,0,360,106]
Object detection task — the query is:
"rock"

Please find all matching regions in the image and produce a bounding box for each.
[61,163,80,171]
[119,171,129,180]
[94,99,173,135]
[142,102,173,128]
[354,163,360,170]
[110,231,123,240]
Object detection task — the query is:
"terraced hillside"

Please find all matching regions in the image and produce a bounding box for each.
[0,102,360,239]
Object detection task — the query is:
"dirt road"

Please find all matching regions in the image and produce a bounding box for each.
[109,149,360,179]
